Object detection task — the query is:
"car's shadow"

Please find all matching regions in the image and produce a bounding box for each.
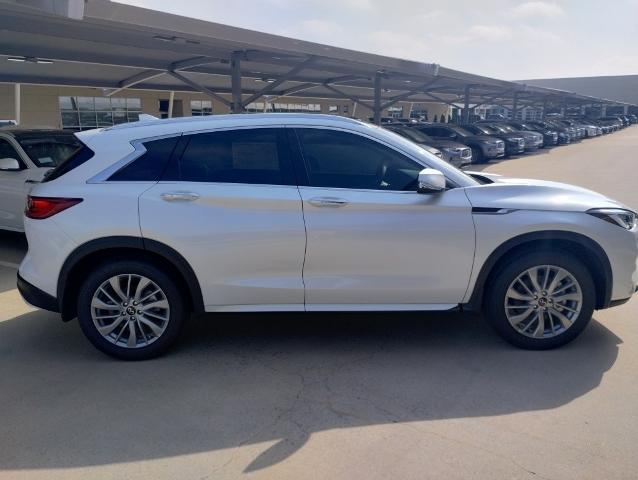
[0,309,621,472]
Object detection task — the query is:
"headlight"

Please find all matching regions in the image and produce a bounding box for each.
[587,208,637,230]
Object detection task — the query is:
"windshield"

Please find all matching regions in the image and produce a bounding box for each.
[367,124,479,188]
[449,126,474,137]
[15,132,83,168]
[466,124,494,135]
[387,127,433,143]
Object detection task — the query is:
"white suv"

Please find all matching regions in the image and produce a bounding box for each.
[17,114,638,360]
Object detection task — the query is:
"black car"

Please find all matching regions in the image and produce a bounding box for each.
[412,124,504,164]
[506,121,559,147]
[461,124,525,156]
[386,125,473,167]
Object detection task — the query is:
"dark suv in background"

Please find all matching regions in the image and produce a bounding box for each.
[385,125,473,167]
[461,123,525,156]
[412,124,505,164]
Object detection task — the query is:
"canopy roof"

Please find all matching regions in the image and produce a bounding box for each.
[0,0,633,117]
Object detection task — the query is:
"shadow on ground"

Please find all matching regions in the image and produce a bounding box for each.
[0,309,620,472]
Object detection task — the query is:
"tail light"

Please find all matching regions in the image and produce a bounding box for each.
[25,196,83,219]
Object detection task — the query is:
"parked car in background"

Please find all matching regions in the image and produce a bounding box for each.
[525,121,572,144]
[0,129,83,232]
[559,119,599,138]
[17,114,638,359]
[0,120,18,128]
[461,123,525,156]
[478,122,544,151]
[506,121,559,147]
[413,123,505,163]
[386,125,472,167]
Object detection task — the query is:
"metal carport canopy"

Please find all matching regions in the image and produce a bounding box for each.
[0,0,632,123]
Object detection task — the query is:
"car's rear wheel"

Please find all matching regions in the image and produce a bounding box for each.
[484,251,595,349]
[77,260,186,360]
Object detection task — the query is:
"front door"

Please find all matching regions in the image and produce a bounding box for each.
[139,127,307,311]
[292,127,475,309]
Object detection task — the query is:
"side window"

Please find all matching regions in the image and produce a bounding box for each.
[0,139,25,170]
[295,128,422,191]
[109,136,179,181]
[163,128,295,186]
[423,127,444,137]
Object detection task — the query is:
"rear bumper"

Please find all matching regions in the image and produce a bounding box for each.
[17,272,59,312]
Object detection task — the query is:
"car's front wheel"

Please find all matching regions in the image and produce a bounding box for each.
[77,260,186,360]
[484,250,595,349]
[471,147,486,164]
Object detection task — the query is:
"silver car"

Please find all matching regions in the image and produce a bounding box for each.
[17,114,638,359]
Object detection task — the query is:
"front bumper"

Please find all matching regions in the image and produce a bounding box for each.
[17,272,59,312]
[483,144,505,158]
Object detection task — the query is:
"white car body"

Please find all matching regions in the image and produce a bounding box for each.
[0,130,80,232]
[15,114,638,357]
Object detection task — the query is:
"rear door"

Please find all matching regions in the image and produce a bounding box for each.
[139,127,306,311]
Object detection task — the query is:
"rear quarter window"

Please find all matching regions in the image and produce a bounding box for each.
[108,136,180,181]
[41,143,95,183]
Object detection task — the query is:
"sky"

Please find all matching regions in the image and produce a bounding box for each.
[116,0,638,80]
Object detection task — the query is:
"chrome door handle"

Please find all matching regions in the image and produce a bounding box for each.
[160,191,200,202]
[308,197,349,208]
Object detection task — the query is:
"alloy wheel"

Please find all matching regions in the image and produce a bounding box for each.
[504,265,582,339]
[90,274,170,348]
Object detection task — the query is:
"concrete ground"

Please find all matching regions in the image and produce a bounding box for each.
[1,127,637,480]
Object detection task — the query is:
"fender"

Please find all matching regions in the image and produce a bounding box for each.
[466,230,613,310]
[57,236,204,319]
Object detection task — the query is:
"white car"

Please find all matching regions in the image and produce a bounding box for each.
[17,114,638,360]
[0,129,83,231]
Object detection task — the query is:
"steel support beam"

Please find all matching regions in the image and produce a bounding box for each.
[168,70,232,108]
[462,85,471,123]
[14,83,20,125]
[373,72,382,125]
[231,52,244,113]
[423,92,463,109]
[380,79,440,111]
[323,84,373,111]
[106,69,166,97]
[241,56,316,106]
[167,91,174,118]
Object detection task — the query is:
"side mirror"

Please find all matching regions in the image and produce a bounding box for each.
[417,168,446,193]
[0,157,21,171]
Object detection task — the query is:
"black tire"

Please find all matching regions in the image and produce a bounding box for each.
[77,259,187,360]
[471,147,487,164]
[484,250,595,350]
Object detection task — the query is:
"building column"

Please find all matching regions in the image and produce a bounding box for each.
[601,104,607,117]
[167,91,174,118]
[14,83,21,125]
[511,92,518,121]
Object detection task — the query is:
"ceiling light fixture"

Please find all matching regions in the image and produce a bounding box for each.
[6,56,53,64]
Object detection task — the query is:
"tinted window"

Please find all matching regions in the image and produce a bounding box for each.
[0,139,24,169]
[163,128,295,185]
[296,128,422,191]
[15,133,82,167]
[109,136,180,181]
[41,143,94,182]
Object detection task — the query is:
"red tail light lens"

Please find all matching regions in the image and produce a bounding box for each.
[25,196,83,220]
